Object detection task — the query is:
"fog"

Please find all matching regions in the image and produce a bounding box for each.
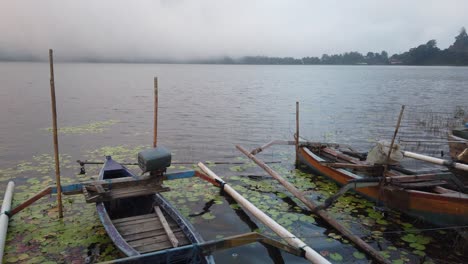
[1,0,467,61]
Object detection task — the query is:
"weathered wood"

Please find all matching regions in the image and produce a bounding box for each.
[324,162,380,170]
[296,101,300,164]
[384,105,405,173]
[134,234,190,254]
[153,77,158,148]
[197,162,330,264]
[321,147,366,165]
[49,49,63,218]
[84,185,170,203]
[154,206,179,247]
[0,181,14,259]
[114,216,163,228]
[128,230,186,248]
[10,187,52,216]
[112,214,154,224]
[236,145,391,264]
[124,227,182,242]
[393,180,448,189]
[250,140,296,155]
[117,220,166,235]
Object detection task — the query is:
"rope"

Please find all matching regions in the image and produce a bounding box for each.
[0,210,11,217]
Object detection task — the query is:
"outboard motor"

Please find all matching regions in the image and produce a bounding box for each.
[137,146,172,178]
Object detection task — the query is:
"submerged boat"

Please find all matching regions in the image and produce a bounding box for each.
[95,147,213,263]
[297,142,468,227]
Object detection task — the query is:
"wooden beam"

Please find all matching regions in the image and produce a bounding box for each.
[10,187,52,216]
[154,206,179,247]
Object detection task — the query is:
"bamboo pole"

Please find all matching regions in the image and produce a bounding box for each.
[250,140,295,155]
[153,77,158,148]
[197,163,330,264]
[403,151,468,172]
[296,101,300,165]
[0,181,15,260]
[384,105,405,174]
[236,145,390,264]
[49,49,63,218]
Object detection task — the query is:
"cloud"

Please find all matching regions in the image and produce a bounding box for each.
[1,0,467,60]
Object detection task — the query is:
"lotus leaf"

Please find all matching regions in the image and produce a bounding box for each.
[353,251,366,259]
[330,252,343,261]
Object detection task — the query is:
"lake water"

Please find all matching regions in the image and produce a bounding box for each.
[0,62,467,263]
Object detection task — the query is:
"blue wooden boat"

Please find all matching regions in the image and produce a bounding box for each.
[95,148,214,263]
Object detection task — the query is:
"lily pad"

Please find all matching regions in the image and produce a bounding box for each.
[330,252,343,261]
[353,251,366,259]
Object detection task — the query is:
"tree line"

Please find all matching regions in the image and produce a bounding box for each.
[203,27,468,66]
[1,27,467,65]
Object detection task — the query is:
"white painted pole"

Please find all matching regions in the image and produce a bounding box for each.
[197,163,330,264]
[403,151,468,172]
[0,181,15,261]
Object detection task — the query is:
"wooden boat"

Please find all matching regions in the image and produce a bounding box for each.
[297,143,468,227]
[96,150,213,263]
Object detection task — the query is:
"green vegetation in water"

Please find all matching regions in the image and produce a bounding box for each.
[42,120,119,135]
[0,146,466,263]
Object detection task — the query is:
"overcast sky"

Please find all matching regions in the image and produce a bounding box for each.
[1,0,467,60]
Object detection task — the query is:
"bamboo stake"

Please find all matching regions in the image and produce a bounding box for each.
[153,77,158,148]
[0,181,15,260]
[49,49,63,218]
[197,163,330,264]
[384,105,405,174]
[296,101,300,165]
[237,145,391,264]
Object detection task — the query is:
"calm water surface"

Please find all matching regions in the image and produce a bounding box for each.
[0,62,467,263]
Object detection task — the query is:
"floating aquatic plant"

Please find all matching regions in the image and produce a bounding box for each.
[43,120,119,135]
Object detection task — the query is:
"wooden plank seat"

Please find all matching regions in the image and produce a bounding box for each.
[111,212,190,254]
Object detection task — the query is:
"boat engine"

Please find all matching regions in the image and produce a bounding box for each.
[138,147,172,177]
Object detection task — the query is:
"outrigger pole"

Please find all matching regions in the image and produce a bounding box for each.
[49,49,63,218]
[197,162,331,264]
[153,77,158,148]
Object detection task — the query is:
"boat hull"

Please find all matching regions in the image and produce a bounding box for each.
[298,146,468,227]
[96,157,211,263]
